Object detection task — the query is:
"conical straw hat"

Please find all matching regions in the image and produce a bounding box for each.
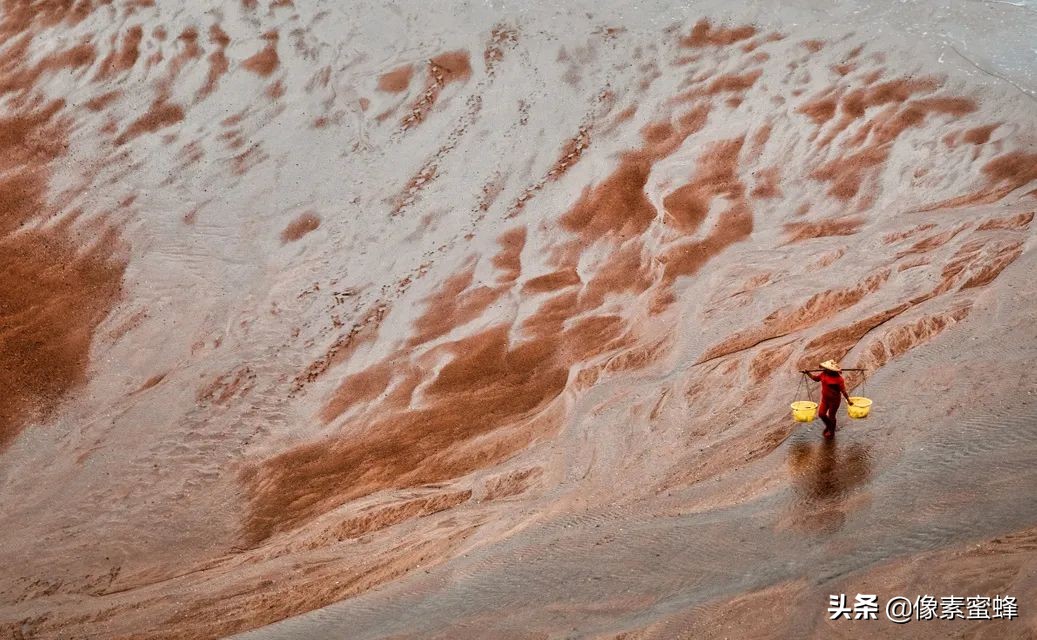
[819,360,841,372]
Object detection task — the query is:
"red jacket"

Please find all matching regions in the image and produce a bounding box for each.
[809,370,847,402]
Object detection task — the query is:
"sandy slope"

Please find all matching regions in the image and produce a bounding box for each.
[242,245,1037,639]
[0,0,1035,638]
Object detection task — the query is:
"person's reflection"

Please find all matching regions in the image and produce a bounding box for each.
[785,437,873,533]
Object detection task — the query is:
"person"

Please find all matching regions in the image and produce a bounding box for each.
[804,360,854,438]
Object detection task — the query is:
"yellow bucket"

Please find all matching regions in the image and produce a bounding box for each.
[847,397,872,419]
[790,401,818,422]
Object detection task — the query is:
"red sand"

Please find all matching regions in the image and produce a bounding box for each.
[680,19,757,48]
[242,30,280,76]
[0,83,125,452]
[94,24,143,80]
[484,23,518,74]
[197,24,231,99]
[401,50,472,129]
[377,64,413,92]
[280,212,321,243]
[114,98,185,145]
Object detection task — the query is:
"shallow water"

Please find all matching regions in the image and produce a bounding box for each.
[240,249,1037,637]
[239,406,1037,638]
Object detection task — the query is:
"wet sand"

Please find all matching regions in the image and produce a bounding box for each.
[1,0,1035,638]
[239,249,1037,639]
